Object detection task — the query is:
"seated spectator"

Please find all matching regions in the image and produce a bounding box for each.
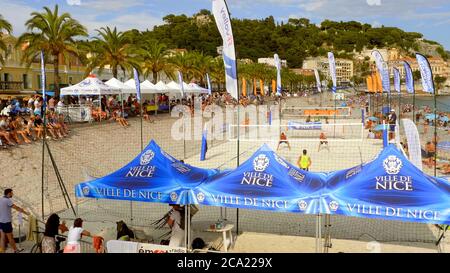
[34,115,45,140]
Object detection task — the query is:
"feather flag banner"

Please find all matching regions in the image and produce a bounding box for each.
[212,0,238,100]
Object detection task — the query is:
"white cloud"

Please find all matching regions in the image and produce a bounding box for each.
[79,0,147,11]
[1,2,35,36]
[67,0,82,6]
[366,0,381,6]
[80,12,163,36]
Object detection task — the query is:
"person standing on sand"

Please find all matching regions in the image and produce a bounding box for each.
[0,188,30,253]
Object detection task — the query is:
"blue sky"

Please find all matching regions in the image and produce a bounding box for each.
[1,0,450,50]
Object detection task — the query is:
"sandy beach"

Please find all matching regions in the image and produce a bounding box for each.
[1,95,449,253]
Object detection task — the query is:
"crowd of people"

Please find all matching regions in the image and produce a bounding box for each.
[0,96,70,147]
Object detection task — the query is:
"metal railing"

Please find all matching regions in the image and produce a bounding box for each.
[0,81,24,91]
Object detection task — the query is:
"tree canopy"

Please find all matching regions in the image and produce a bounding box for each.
[139,12,437,68]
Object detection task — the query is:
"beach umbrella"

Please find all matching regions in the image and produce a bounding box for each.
[440,116,449,122]
[368,117,379,121]
[437,142,450,151]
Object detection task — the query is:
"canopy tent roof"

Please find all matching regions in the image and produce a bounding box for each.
[75,140,220,205]
[187,83,209,94]
[321,144,450,225]
[166,81,184,93]
[124,79,159,94]
[155,81,174,93]
[105,78,135,93]
[60,75,121,96]
[194,144,325,213]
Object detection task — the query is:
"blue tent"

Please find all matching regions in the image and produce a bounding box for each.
[75,140,220,205]
[194,144,325,214]
[320,144,450,225]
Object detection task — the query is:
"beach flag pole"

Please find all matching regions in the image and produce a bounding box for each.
[416,53,437,177]
[40,51,47,220]
[213,0,240,235]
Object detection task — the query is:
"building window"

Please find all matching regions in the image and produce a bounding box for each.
[23,74,29,89]
[4,73,10,82]
[69,76,73,84]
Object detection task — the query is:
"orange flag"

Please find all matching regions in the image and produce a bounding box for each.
[366,76,373,93]
[260,79,264,96]
[375,72,382,93]
[253,78,257,96]
[242,78,247,97]
[272,80,276,94]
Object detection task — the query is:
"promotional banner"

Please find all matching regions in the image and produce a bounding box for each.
[133,68,141,102]
[200,128,208,161]
[206,73,212,95]
[403,61,415,94]
[40,51,47,111]
[366,76,373,92]
[393,68,401,93]
[402,119,422,171]
[274,53,282,95]
[106,240,186,253]
[212,0,238,100]
[194,144,325,214]
[314,69,322,93]
[177,71,185,97]
[415,53,435,93]
[327,52,337,92]
[321,145,450,225]
[75,140,219,205]
[374,72,382,93]
[371,50,390,93]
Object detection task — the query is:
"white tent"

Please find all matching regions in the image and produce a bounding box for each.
[154,81,171,93]
[61,75,121,96]
[187,83,209,94]
[166,81,186,94]
[141,80,160,94]
[124,79,158,94]
[105,78,135,93]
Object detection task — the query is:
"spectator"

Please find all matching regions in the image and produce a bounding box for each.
[42,213,68,253]
[0,188,30,253]
[64,218,91,253]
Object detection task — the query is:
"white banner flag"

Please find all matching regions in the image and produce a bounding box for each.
[212,0,238,100]
[327,52,337,92]
[415,53,435,94]
[177,71,185,97]
[314,69,321,92]
[372,50,390,93]
[402,118,422,171]
[274,53,282,95]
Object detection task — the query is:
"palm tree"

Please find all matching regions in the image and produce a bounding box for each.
[86,27,139,79]
[188,51,213,85]
[139,39,172,83]
[0,15,12,65]
[17,5,87,97]
[169,52,198,82]
[210,57,225,91]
